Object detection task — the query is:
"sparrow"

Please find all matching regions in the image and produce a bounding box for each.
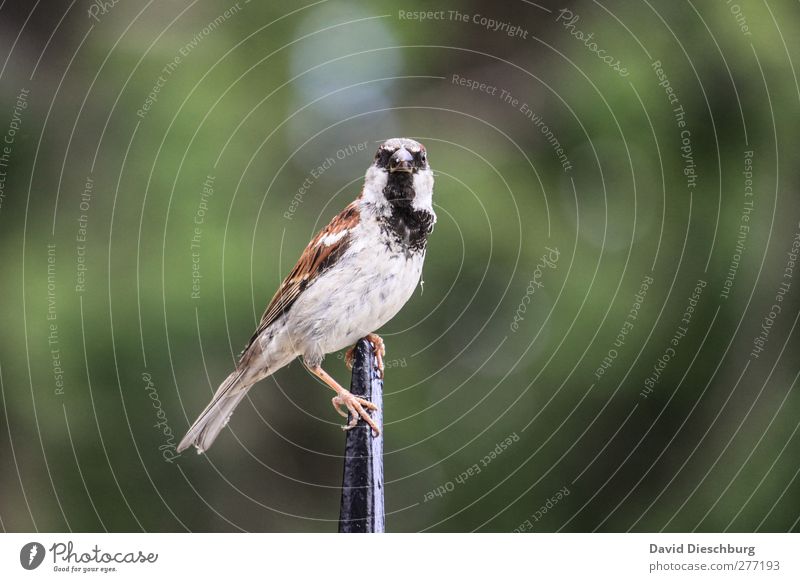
[177,138,436,454]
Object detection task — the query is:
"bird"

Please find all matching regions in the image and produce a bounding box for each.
[177,137,436,454]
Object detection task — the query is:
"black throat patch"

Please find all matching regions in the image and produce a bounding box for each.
[380,173,434,254]
[382,171,415,205]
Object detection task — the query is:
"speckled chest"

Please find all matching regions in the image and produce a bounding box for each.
[284,207,433,357]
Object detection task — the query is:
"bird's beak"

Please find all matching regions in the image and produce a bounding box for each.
[389,148,414,173]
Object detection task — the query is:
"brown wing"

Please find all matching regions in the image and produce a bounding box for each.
[241,201,360,358]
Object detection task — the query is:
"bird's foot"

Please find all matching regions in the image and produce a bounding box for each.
[345,333,385,378]
[365,333,385,378]
[331,390,380,436]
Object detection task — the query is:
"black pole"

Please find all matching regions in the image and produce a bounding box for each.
[338,337,384,532]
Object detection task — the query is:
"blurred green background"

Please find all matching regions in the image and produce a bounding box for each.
[1,0,799,532]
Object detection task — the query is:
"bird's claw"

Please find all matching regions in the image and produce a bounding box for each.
[366,333,385,379]
[331,391,380,436]
[345,334,386,378]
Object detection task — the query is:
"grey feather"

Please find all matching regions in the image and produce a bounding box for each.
[177,369,251,454]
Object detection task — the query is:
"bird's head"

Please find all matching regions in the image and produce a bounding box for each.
[362,138,434,213]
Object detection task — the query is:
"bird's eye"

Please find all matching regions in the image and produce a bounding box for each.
[374,149,392,168]
[420,152,427,163]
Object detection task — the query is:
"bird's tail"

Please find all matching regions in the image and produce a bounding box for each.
[177,368,252,454]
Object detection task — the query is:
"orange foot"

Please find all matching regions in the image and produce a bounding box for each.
[345,333,385,378]
[307,364,381,436]
[331,391,380,435]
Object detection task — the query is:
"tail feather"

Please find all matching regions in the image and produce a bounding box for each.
[177,369,252,454]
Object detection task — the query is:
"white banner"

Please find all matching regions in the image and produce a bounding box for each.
[1,533,796,580]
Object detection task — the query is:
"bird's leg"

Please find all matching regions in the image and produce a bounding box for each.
[307,364,380,435]
[344,333,385,378]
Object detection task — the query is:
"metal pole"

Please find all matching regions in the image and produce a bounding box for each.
[338,337,384,532]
